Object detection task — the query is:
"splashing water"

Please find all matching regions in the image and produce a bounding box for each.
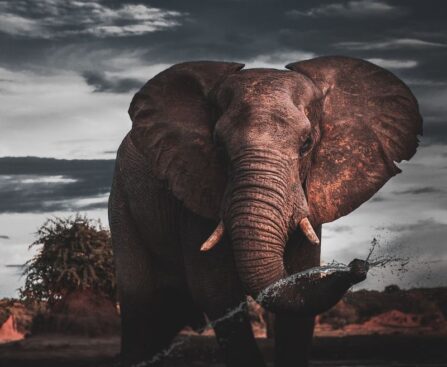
[364,237,410,272]
[130,238,411,366]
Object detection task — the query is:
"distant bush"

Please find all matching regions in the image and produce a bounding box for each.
[20,215,116,307]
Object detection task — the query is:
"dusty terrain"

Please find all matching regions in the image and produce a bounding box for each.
[0,334,446,367]
[0,286,446,366]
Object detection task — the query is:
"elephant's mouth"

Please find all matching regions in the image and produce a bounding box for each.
[199,216,319,252]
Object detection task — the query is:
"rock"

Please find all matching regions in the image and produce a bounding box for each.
[0,299,35,342]
[0,315,24,343]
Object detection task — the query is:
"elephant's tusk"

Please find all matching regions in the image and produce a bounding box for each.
[200,220,225,252]
[299,217,320,245]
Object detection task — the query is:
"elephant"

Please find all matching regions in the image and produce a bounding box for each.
[108,56,422,367]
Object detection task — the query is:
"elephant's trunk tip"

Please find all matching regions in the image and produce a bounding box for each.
[200,220,225,251]
[299,217,320,245]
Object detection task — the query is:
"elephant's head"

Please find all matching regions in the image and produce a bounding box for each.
[129,56,422,309]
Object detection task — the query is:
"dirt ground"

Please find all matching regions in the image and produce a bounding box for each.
[0,334,446,367]
[1,287,447,366]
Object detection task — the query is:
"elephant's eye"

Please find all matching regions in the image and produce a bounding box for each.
[300,136,313,156]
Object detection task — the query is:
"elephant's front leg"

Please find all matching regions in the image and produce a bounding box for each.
[275,314,315,367]
[110,185,187,366]
[181,214,266,367]
[274,229,321,367]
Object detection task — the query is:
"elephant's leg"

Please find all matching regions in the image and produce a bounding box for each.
[274,229,321,367]
[274,314,315,367]
[110,189,186,366]
[211,302,265,367]
[181,214,266,367]
[120,287,189,366]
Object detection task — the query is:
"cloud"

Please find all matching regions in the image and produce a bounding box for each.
[406,79,447,87]
[366,58,418,69]
[0,1,185,38]
[335,38,447,50]
[393,186,444,195]
[380,218,445,233]
[327,225,353,233]
[0,157,114,213]
[418,89,447,119]
[244,50,315,69]
[0,12,42,36]
[19,176,77,184]
[83,71,143,93]
[287,0,403,18]
[370,195,386,203]
[0,67,131,159]
[415,94,447,146]
[0,235,9,240]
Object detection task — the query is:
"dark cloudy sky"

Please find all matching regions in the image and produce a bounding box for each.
[0,0,446,296]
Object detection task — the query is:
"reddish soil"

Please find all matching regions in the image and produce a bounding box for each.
[0,316,23,342]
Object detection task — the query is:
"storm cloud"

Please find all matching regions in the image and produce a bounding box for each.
[393,186,445,195]
[1,0,445,152]
[286,0,406,19]
[83,71,143,93]
[380,218,445,233]
[0,157,114,213]
[0,1,185,38]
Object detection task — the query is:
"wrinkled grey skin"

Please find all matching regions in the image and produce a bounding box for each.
[109,57,421,367]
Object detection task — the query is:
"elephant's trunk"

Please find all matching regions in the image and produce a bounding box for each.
[226,148,363,314]
[227,148,294,297]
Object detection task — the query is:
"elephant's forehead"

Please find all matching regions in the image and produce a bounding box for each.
[218,68,319,103]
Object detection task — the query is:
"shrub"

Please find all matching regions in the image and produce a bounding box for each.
[20,214,116,307]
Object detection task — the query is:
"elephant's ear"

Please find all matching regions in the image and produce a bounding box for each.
[286,56,422,224]
[129,61,244,219]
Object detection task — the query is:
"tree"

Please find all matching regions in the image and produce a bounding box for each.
[20,214,116,306]
[20,215,119,336]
